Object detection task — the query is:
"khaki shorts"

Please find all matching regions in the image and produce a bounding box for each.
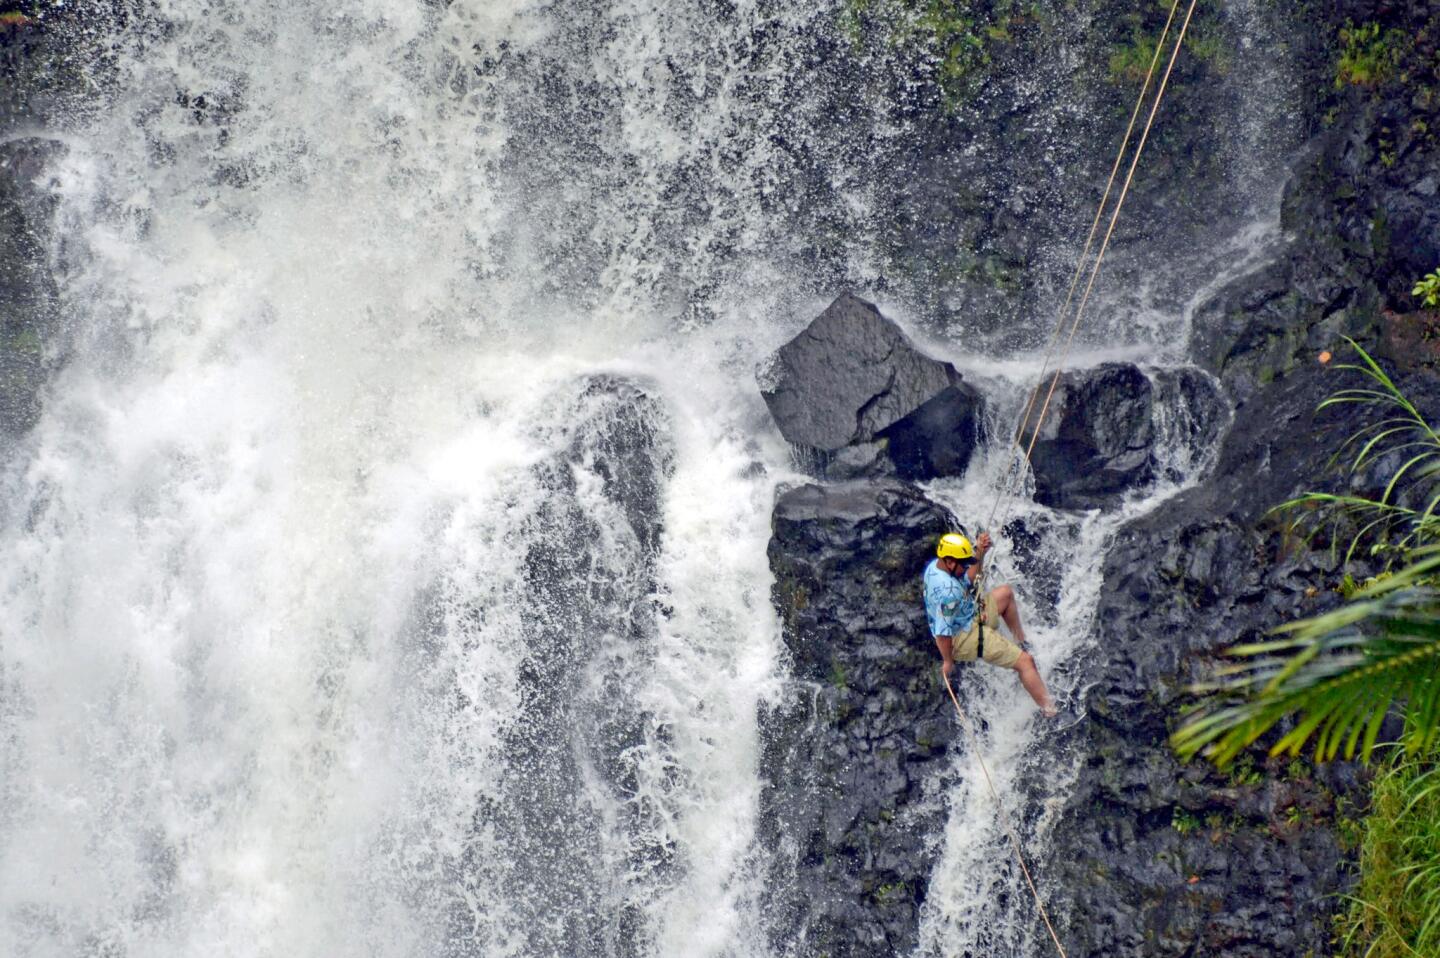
[951,592,1023,669]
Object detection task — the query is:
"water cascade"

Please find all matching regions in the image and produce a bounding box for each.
[0,0,1316,955]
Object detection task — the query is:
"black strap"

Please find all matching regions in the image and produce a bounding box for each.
[977,617,985,661]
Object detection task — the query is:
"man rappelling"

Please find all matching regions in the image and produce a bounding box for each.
[924,532,1058,717]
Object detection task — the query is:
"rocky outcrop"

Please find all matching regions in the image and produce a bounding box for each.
[758,293,985,481]
[759,480,960,957]
[1046,2,1440,948]
[1021,363,1154,509]
[1019,364,1224,510]
[1047,369,1372,958]
[757,2,1440,946]
[0,11,93,446]
[1191,2,1440,403]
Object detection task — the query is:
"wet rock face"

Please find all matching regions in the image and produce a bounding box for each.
[759,480,959,957]
[1021,364,1155,509]
[454,376,675,957]
[758,292,985,481]
[1044,4,1440,947]
[1046,368,1440,958]
[0,137,63,442]
[1,11,97,447]
[1191,1,1440,405]
[1020,364,1224,510]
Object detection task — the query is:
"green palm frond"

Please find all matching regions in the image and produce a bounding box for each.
[1172,567,1440,767]
[1271,340,1440,570]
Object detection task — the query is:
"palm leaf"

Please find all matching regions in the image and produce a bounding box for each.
[1171,587,1440,766]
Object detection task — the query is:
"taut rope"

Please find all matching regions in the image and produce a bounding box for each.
[985,0,1200,535]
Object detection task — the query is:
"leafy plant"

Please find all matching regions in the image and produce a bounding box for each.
[1414,269,1440,309]
[1171,808,1201,835]
[1108,26,1229,86]
[1173,341,1440,768]
[1335,752,1440,958]
[1336,21,1407,88]
[842,0,1026,106]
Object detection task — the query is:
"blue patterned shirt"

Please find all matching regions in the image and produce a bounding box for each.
[923,558,978,637]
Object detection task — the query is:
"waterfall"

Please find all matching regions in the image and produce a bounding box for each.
[0,0,1308,955]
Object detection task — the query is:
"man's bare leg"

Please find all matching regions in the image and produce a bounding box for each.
[991,585,1027,645]
[1013,651,1057,717]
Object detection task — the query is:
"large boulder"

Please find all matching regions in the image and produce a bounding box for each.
[1018,364,1224,510]
[758,479,962,957]
[758,292,985,481]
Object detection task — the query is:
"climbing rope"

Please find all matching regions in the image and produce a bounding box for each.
[997,0,1185,517]
[943,672,1068,958]
[945,2,1202,955]
[985,0,1200,536]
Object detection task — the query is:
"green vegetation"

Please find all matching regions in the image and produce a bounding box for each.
[841,0,1032,105]
[1171,807,1202,835]
[1173,341,1440,768]
[1107,25,1229,86]
[1414,269,1440,310]
[1336,21,1408,89]
[0,0,42,24]
[872,880,908,904]
[1335,753,1440,958]
[1227,753,1264,787]
[4,327,42,357]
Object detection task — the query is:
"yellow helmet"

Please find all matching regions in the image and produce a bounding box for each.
[936,533,974,560]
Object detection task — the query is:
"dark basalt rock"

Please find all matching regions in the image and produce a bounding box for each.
[1047,370,1354,958]
[758,292,985,481]
[1,10,96,448]
[759,479,960,957]
[1019,364,1224,510]
[0,136,64,443]
[1048,364,1440,958]
[1020,363,1155,509]
[1043,5,1440,948]
[1192,0,1440,407]
[751,2,1440,956]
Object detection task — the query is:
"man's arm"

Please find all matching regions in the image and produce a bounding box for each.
[935,634,955,679]
[966,531,993,583]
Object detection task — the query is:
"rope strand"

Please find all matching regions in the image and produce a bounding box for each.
[985,0,1194,535]
[1004,0,1184,479]
[1013,0,1200,512]
[943,673,1068,958]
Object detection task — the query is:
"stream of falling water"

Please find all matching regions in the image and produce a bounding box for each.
[0,0,1303,955]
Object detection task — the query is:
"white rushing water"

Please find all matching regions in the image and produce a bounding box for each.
[0,1,1301,955]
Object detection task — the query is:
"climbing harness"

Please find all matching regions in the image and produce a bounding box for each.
[943,1,1201,955]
